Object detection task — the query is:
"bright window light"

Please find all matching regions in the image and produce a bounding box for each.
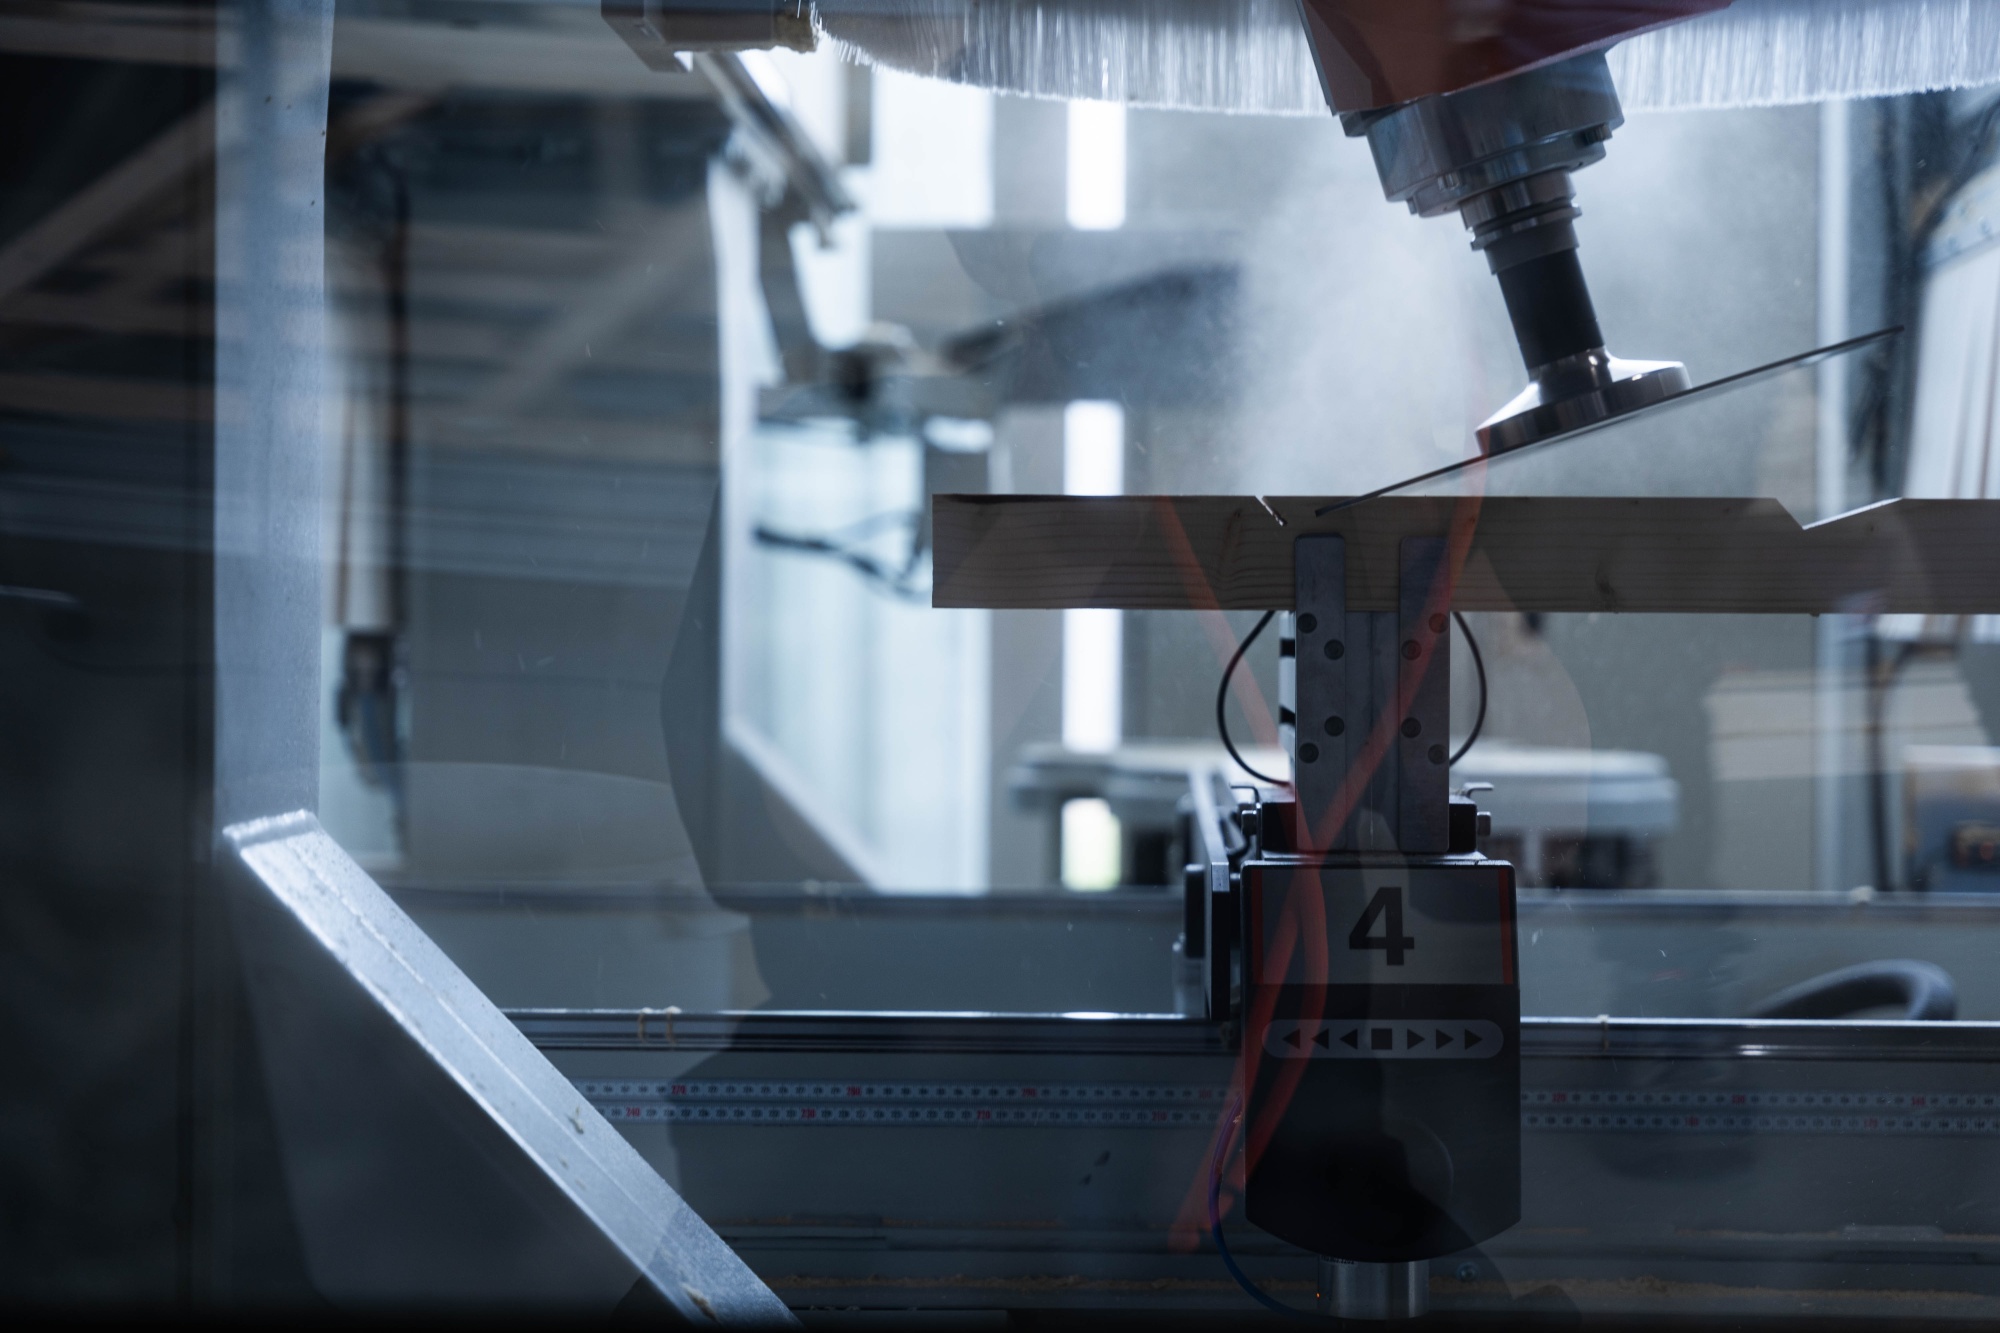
[1063,607,1122,752]
[1062,400,1124,753]
[867,68,994,228]
[1062,400,1124,496]
[738,51,792,108]
[1061,797,1123,890]
[1066,99,1126,230]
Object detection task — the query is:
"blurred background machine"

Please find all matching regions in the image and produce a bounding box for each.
[1010,737,1677,894]
[1460,743,1678,889]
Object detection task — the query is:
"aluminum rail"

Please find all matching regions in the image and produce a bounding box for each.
[510,1008,2000,1063]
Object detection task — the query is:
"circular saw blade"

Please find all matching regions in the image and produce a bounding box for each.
[1313,326,1903,518]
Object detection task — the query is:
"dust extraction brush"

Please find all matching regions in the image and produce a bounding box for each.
[811,0,2000,114]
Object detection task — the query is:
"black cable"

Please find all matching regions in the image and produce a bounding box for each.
[820,509,920,544]
[1750,958,1957,1022]
[752,523,926,601]
[1220,611,1483,783]
[1208,1095,1317,1320]
[1217,610,1286,786]
[1449,611,1487,767]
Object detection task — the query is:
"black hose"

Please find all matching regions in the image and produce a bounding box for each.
[1749,960,1957,1022]
[1217,611,1285,786]
[1220,611,1488,783]
[1449,611,1487,767]
[1208,1094,1316,1319]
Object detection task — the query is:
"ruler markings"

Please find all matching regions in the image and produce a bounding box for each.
[574,1080,2000,1136]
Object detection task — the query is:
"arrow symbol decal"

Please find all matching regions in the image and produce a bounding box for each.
[1406,1029,1425,1049]
[1312,1027,1332,1049]
[1340,1029,1360,1050]
[1463,1027,1483,1050]
[1436,1030,1453,1049]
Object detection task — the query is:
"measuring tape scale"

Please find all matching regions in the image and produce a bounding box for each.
[574,1080,2000,1136]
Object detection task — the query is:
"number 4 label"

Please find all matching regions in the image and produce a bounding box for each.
[1348,885,1416,966]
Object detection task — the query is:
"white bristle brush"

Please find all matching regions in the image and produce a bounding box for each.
[812,0,2000,112]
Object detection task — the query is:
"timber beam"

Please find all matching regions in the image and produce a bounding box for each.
[931,494,2000,615]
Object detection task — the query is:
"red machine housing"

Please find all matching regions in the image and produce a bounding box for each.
[1295,0,1732,110]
